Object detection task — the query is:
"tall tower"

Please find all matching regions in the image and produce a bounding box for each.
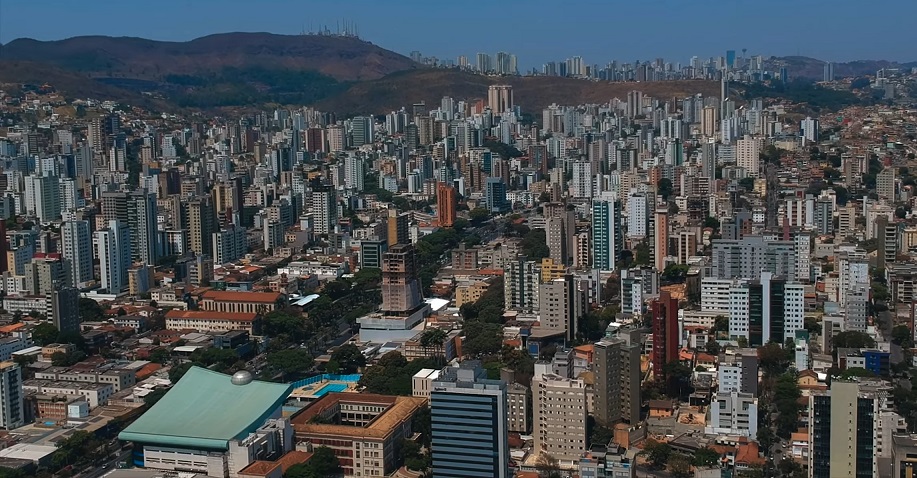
[487,85,514,113]
[310,185,337,235]
[653,206,669,271]
[181,196,217,256]
[96,220,131,293]
[652,290,679,379]
[592,199,622,271]
[386,209,410,247]
[436,182,457,227]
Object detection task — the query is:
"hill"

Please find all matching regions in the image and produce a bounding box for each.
[767,56,917,80]
[0,33,417,82]
[0,60,157,105]
[316,69,721,115]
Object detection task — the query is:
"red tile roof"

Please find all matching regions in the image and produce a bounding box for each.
[201,291,281,303]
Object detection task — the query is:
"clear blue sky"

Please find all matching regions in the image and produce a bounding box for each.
[1,0,915,68]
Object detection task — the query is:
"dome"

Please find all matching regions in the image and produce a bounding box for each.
[231,370,254,386]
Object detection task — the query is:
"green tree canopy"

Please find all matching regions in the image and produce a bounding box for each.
[266,348,314,378]
[328,344,365,374]
[32,322,59,346]
[285,446,341,478]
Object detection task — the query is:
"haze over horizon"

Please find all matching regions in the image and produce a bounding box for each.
[1,0,915,70]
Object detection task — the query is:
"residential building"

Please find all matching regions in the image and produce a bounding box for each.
[532,373,587,466]
[0,362,24,429]
[652,291,679,379]
[61,220,93,287]
[96,220,131,294]
[505,257,540,312]
[592,199,623,271]
[594,328,642,426]
[381,244,424,315]
[728,272,804,347]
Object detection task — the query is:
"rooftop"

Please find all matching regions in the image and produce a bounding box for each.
[119,366,291,450]
[165,310,258,322]
[291,393,425,439]
[201,290,282,303]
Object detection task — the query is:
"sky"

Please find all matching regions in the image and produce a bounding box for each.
[1,0,915,69]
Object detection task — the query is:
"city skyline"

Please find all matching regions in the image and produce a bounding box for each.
[1,0,916,69]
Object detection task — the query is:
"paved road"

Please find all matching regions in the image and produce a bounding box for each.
[77,448,133,478]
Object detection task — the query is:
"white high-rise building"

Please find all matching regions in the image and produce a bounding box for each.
[626,193,647,238]
[24,174,61,223]
[96,220,131,293]
[344,155,365,191]
[0,362,24,430]
[61,220,93,287]
[800,117,819,145]
[128,191,159,265]
[212,225,247,265]
[728,272,804,347]
[310,186,338,235]
[532,373,587,467]
[736,135,761,178]
[592,198,622,271]
[571,161,593,199]
[59,178,82,212]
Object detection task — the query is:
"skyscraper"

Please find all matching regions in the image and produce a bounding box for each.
[0,362,24,430]
[96,220,131,293]
[350,116,373,147]
[436,183,457,227]
[592,199,622,271]
[61,220,92,288]
[381,244,423,315]
[128,191,159,265]
[431,362,509,478]
[652,290,679,379]
[823,61,835,82]
[504,257,541,312]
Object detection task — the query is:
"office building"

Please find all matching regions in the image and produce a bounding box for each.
[350,116,373,147]
[0,362,24,429]
[436,182,457,227]
[430,362,509,478]
[532,373,587,466]
[381,244,424,315]
[594,328,642,426]
[61,220,92,287]
[387,209,410,247]
[539,275,584,342]
[652,290,678,379]
[592,199,622,271]
[96,220,131,294]
[505,257,541,312]
[728,272,804,347]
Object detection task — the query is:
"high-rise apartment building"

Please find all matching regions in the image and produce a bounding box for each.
[96,220,131,293]
[387,209,410,247]
[212,225,247,265]
[594,328,642,426]
[532,373,587,466]
[592,199,622,271]
[310,185,338,235]
[810,380,894,478]
[436,183,457,227]
[487,85,514,113]
[128,191,159,265]
[538,275,584,342]
[0,362,24,430]
[728,272,804,347]
[504,257,541,312]
[877,168,896,202]
[736,135,761,178]
[26,255,70,295]
[711,236,796,280]
[24,174,61,223]
[652,290,679,379]
[654,206,669,271]
[718,348,759,394]
[181,196,217,257]
[48,287,80,334]
[350,116,373,147]
[485,178,508,213]
[381,244,423,315]
[431,362,509,478]
[263,221,285,251]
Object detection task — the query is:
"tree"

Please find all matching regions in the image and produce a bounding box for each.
[469,208,490,226]
[148,348,170,364]
[758,342,789,376]
[657,178,673,200]
[419,328,448,351]
[634,240,651,266]
[893,325,915,348]
[643,439,672,468]
[693,447,721,467]
[668,454,692,478]
[285,446,341,478]
[757,426,776,451]
[462,321,503,356]
[329,344,365,374]
[78,298,104,322]
[32,322,59,346]
[168,363,193,383]
[705,339,721,356]
[535,453,562,478]
[266,348,314,377]
[832,331,876,351]
[143,387,168,407]
[51,350,86,366]
[704,216,721,230]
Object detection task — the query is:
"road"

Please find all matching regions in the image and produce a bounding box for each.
[76,448,133,478]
